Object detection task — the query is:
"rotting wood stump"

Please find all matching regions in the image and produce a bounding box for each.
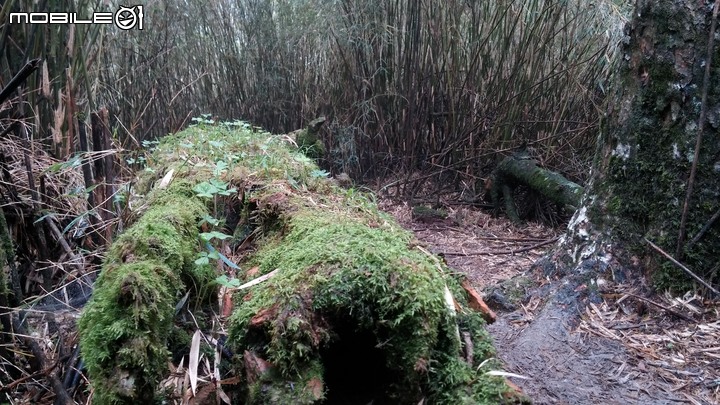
[78,120,527,404]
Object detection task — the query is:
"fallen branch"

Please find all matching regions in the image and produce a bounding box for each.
[411,226,551,242]
[644,238,720,297]
[442,237,558,257]
[625,293,695,323]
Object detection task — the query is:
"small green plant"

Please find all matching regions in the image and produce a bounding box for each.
[199,231,231,242]
[141,139,160,151]
[213,160,229,177]
[310,169,329,179]
[199,214,220,227]
[192,179,237,198]
[195,249,220,265]
[191,113,216,126]
[215,274,241,288]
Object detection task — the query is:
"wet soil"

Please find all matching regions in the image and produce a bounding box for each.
[380,199,712,405]
[489,301,684,404]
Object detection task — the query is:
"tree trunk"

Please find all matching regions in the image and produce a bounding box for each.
[492,0,720,402]
[562,0,720,289]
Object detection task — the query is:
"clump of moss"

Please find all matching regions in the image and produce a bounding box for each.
[80,118,512,404]
[296,129,326,160]
[78,181,212,404]
[228,189,511,403]
[412,205,448,222]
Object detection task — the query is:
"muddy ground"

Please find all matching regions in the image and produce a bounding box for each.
[380,199,719,405]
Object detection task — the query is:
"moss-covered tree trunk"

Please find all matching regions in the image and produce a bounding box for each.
[558,0,720,287]
[497,0,719,400]
[488,151,584,222]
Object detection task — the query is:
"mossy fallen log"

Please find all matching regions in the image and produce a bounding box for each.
[489,150,584,222]
[77,180,215,404]
[78,120,525,404]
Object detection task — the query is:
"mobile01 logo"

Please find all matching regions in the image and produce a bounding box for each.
[10,5,144,30]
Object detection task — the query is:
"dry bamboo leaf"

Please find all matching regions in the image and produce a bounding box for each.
[217,388,232,405]
[214,340,231,404]
[42,60,50,98]
[189,329,201,395]
[52,91,65,146]
[158,168,175,189]
[486,370,530,380]
[235,268,280,290]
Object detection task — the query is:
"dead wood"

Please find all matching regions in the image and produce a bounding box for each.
[461,279,497,323]
[0,58,41,105]
[442,237,558,257]
[488,151,583,222]
[76,123,521,404]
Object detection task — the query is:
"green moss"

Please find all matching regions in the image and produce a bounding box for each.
[229,193,510,403]
[296,129,325,160]
[78,261,183,404]
[81,120,510,403]
[412,205,448,221]
[485,276,534,309]
[78,182,212,404]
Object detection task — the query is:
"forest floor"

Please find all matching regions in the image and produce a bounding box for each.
[379,198,719,405]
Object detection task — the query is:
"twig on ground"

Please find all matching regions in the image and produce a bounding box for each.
[442,237,558,257]
[625,293,695,323]
[644,238,720,297]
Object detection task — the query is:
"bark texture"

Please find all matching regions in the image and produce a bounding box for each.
[560,0,720,289]
[493,1,719,402]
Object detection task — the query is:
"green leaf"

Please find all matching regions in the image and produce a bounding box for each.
[193,182,217,198]
[62,213,89,235]
[217,187,237,196]
[199,231,231,242]
[213,160,229,176]
[45,161,65,173]
[215,275,241,288]
[310,169,330,178]
[194,255,210,266]
[200,214,220,226]
[208,178,228,189]
[34,212,56,224]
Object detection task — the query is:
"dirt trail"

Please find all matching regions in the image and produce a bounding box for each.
[380,200,716,405]
[489,303,683,404]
